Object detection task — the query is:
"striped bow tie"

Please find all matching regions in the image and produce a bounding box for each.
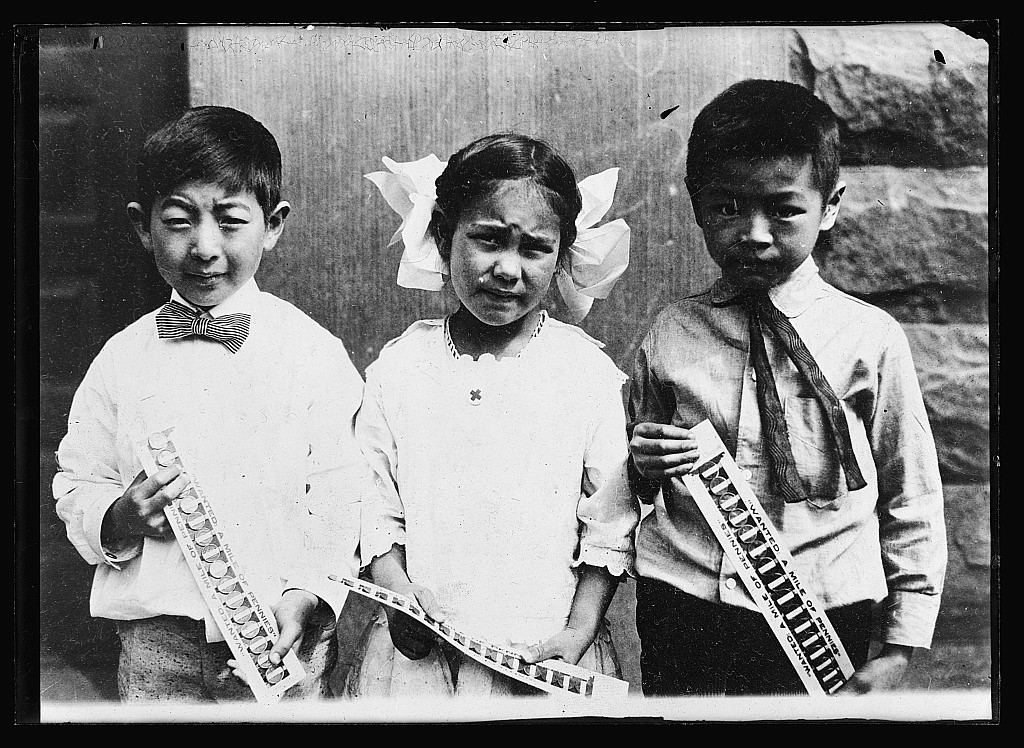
[156,300,251,353]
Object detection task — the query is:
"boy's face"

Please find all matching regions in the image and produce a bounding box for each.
[128,182,289,307]
[689,154,843,291]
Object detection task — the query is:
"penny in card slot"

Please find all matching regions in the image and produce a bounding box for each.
[205,557,231,580]
[222,589,248,611]
[727,507,752,527]
[796,625,823,652]
[231,603,254,626]
[200,542,224,564]
[698,453,726,480]
[185,506,211,533]
[156,446,179,468]
[238,618,263,640]
[790,611,816,637]
[216,575,240,596]
[265,666,289,685]
[148,431,171,452]
[247,632,272,655]
[733,521,760,545]
[192,526,217,547]
[175,489,201,516]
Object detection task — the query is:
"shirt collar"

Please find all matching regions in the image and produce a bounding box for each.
[169,279,261,318]
[709,256,825,318]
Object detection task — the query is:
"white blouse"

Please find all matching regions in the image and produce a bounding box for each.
[358,314,638,647]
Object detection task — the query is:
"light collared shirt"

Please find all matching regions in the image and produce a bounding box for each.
[54,280,365,641]
[628,257,947,648]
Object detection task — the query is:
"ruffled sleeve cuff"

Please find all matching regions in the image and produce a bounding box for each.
[877,589,943,649]
[358,520,406,570]
[572,544,636,580]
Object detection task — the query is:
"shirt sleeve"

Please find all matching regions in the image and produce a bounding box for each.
[626,326,673,503]
[353,361,407,569]
[53,345,142,569]
[870,320,948,648]
[284,337,368,620]
[574,365,640,578]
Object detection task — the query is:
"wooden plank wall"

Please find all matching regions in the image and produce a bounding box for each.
[187,25,788,375]
[187,24,788,693]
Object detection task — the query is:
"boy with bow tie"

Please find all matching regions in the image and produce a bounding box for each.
[53,106,365,702]
[627,80,948,696]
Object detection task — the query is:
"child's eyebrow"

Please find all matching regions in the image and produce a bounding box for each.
[706,186,810,202]
[158,195,197,211]
[212,199,254,212]
[468,219,558,243]
[157,195,254,212]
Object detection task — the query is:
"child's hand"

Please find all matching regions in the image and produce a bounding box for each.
[222,590,320,688]
[518,627,594,667]
[385,582,445,661]
[629,422,701,480]
[223,658,249,686]
[837,644,913,695]
[103,466,190,543]
[268,589,320,665]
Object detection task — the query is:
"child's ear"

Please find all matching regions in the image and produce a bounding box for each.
[126,202,153,251]
[683,179,705,229]
[429,207,452,265]
[262,201,291,252]
[819,181,846,231]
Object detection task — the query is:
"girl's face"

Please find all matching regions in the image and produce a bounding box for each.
[445,179,562,327]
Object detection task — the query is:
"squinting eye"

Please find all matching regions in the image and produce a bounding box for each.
[711,202,740,217]
[162,217,191,228]
[772,207,802,219]
[522,244,556,256]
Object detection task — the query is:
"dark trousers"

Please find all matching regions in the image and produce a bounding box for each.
[635,577,872,696]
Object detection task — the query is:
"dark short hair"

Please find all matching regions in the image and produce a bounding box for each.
[685,79,841,204]
[135,106,282,221]
[430,132,583,260]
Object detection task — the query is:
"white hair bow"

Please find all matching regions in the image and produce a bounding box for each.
[365,155,630,321]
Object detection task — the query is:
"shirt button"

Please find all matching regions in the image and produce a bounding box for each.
[725,578,738,590]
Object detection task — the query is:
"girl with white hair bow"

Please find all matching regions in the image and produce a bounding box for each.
[348,133,639,698]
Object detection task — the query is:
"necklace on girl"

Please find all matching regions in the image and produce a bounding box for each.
[444,310,547,407]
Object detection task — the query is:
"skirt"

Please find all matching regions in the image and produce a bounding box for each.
[343,606,622,698]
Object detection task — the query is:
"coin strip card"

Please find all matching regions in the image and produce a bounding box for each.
[136,428,306,703]
[329,574,630,700]
[681,419,855,696]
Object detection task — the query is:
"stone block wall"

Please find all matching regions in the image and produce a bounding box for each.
[791,24,992,643]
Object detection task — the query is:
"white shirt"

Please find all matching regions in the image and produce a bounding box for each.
[358,315,639,647]
[54,280,365,641]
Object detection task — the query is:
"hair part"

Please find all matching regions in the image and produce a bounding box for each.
[685,79,841,204]
[135,106,283,223]
[429,132,583,261]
